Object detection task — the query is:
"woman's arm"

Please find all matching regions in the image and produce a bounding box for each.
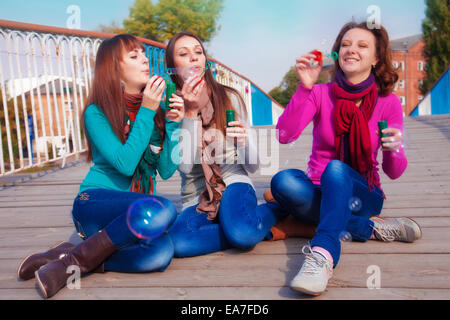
[84,105,156,176]
[381,97,408,179]
[276,85,319,144]
[156,119,182,180]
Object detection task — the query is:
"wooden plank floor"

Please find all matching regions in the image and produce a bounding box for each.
[1,114,449,300]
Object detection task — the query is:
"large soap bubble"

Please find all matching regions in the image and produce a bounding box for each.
[126,197,176,241]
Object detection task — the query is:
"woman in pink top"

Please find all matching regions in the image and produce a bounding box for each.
[269,22,422,296]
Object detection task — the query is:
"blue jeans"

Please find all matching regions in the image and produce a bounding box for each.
[72,189,177,273]
[270,160,384,267]
[168,182,288,257]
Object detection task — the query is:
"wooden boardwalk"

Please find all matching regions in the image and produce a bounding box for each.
[1,115,449,300]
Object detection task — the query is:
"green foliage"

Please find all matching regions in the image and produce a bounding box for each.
[123,0,225,43]
[269,66,330,107]
[123,0,160,41]
[420,0,450,94]
[97,21,126,34]
[269,67,299,107]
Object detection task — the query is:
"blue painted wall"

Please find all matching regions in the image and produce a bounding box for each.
[411,68,450,116]
[430,68,450,115]
[250,84,273,126]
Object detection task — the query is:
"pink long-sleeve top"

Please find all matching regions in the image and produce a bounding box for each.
[276,83,408,188]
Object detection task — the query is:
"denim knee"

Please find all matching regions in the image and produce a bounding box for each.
[320,160,348,186]
[170,231,193,258]
[271,169,310,202]
[151,235,175,272]
[224,228,258,251]
[270,169,318,221]
[271,169,299,196]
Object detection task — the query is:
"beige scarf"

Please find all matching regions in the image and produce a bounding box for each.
[193,88,226,221]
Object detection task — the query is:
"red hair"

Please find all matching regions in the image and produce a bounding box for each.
[83,34,165,161]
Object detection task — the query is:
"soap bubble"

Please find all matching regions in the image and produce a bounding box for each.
[166,66,198,81]
[348,197,362,212]
[166,61,212,81]
[126,197,175,241]
[339,231,353,242]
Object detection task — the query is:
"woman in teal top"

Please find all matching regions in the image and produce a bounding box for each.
[17,34,184,299]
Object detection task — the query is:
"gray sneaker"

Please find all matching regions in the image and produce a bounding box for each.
[370,217,422,243]
[290,245,333,296]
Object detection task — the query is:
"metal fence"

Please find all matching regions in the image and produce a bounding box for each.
[0,21,269,177]
[0,26,103,175]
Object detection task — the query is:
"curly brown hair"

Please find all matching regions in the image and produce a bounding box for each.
[331,21,399,96]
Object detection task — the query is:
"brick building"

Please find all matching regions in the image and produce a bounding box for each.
[390,34,427,116]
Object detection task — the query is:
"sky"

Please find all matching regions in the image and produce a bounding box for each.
[0,0,427,92]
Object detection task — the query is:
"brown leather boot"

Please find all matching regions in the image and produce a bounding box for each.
[270,215,316,241]
[35,230,117,299]
[17,242,75,281]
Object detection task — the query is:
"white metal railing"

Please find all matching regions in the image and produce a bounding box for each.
[215,63,252,122]
[0,22,262,177]
[0,27,102,176]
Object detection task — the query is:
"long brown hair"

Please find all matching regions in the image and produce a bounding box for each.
[83,34,165,161]
[331,22,399,96]
[165,31,247,135]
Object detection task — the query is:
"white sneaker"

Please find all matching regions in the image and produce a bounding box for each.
[370,217,422,243]
[290,245,333,296]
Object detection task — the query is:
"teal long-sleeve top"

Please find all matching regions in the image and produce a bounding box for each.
[79,104,181,193]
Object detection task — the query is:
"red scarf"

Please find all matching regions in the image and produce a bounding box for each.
[331,79,378,189]
[123,91,142,121]
[123,92,162,194]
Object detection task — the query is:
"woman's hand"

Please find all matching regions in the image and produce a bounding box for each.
[165,94,185,122]
[226,121,247,148]
[380,127,403,152]
[295,51,323,90]
[142,76,166,111]
[181,76,206,118]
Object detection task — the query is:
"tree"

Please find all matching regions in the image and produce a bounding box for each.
[269,67,300,107]
[97,21,126,34]
[123,0,160,41]
[123,0,225,43]
[269,66,329,107]
[420,0,450,94]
